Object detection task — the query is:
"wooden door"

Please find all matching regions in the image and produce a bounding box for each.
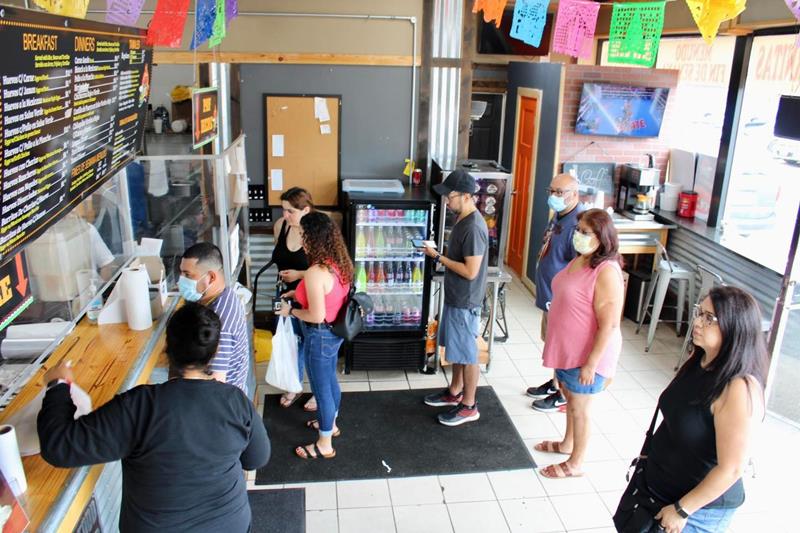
[507,96,537,276]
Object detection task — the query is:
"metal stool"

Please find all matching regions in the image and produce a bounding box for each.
[674,265,724,370]
[636,242,696,352]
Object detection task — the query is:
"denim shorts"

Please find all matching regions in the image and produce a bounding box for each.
[438,304,481,365]
[555,367,607,395]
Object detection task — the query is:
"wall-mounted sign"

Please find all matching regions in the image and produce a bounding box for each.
[0,252,34,332]
[192,87,219,149]
[0,7,152,267]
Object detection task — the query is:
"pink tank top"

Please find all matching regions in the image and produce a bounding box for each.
[541,259,623,378]
[295,266,349,323]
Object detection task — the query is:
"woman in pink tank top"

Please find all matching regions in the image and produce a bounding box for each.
[536,209,625,480]
[279,212,352,460]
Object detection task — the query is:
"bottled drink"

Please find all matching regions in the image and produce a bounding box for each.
[368,208,377,223]
[402,300,412,325]
[355,262,367,292]
[365,308,375,327]
[376,261,386,290]
[412,262,422,289]
[87,283,103,323]
[357,209,367,223]
[410,303,421,325]
[356,227,366,257]
[377,209,386,222]
[375,227,385,258]
[367,262,376,292]
[373,296,384,327]
[393,299,403,326]
[386,261,395,287]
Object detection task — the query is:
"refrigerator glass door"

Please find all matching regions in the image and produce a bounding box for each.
[352,204,429,332]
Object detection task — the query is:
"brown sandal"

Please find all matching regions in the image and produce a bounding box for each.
[533,440,570,454]
[280,393,300,408]
[306,419,341,437]
[303,397,318,412]
[295,443,336,460]
[539,462,583,479]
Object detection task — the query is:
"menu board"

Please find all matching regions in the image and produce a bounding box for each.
[0,7,152,265]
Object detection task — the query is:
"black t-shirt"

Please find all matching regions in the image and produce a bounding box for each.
[38,379,270,533]
[444,210,489,308]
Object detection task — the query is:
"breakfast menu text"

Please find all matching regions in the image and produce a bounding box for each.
[0,7,152,264]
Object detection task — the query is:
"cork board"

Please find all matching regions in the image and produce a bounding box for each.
[264,95,341,206]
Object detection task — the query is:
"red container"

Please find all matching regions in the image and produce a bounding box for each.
[411,168,422,188]
[677,191,698,218]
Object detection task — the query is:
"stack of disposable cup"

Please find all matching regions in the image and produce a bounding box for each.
[661,182,682,212]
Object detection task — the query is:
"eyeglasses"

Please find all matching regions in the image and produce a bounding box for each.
[546,188,576,197]
[575,227,594,237]
[692,304,719,328]
[447,192,464,200]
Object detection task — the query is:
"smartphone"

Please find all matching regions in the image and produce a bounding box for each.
[411,239,437,249]
[272,297,283,312]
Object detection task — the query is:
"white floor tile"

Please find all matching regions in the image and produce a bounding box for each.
[583,459,630,492]
[338,507,396,533]
[307,509,339,533]
[499,498,564,533]
[607,387,658,411]
[337,479,391,508]
[488,469,545,499]
[388,476,444,506]
[368,370,409,381]
[339,381,371,392]
[484,359,524,378]
[511,414,560,439]
[485,376,529,396]
[617,354,661,372]
[550,493,613,530]
[284,481,338,511]
[394,504,453,533]
[605,369,642,390]
[535,468,595,496]
[606,432,647,460]
[339,370,369,382]
[498,393,537,415]
[370,380,410,391]
[511,358,550,376]
[503,343,542,358]
[447,501,510,533]
[593,407,647,435]
[598,490,623,515]
[628,369,673,390]
[438,473,496,503]
[409,379,448,390]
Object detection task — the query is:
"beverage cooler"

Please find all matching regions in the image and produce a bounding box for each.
[343,188,436,372]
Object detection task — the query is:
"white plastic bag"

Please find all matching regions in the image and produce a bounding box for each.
[265,316,302,393]
[6,383,93,456]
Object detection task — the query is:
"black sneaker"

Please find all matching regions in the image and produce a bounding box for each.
[526,379,557,399]
[438,403,480,426]
[424,388,464,407]
[531,391,566,412]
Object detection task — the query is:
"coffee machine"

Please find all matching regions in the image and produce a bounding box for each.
[617,161,660,221]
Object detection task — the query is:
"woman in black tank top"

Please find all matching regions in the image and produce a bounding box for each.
[271,187,314,409]
[616,286,767,533]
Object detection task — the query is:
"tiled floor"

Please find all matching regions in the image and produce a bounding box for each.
[248,277,797,532]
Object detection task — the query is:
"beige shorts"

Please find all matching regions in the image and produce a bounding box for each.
[540,311,548,343]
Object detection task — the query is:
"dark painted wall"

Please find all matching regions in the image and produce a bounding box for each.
[501,62,563,283]
[239,64,417,187]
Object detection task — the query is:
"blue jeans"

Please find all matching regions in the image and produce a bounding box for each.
[290,316,305,383]
[301,323,343,437]
[682,506,737,533]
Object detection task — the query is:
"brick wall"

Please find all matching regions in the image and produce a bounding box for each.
[559,65,680,184]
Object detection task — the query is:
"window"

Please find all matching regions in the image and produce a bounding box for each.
[721,34,800,273]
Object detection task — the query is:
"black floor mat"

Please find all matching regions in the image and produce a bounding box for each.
[248,488,305,533]
[256,386,535,485]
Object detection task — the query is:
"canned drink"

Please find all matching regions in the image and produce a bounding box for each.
[412,168,422,187]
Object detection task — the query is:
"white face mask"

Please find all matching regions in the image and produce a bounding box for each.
[572,231,597,255]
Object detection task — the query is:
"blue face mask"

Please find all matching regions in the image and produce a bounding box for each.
[178,274,208,302]
[547,194,567,213]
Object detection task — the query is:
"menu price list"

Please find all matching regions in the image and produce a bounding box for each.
[0,8,152,264]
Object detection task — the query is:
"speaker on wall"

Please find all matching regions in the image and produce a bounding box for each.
[774,95,800,141]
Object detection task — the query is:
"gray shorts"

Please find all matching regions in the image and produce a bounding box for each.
[439,304,481,365]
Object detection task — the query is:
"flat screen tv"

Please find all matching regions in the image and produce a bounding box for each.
[575,83,670,138]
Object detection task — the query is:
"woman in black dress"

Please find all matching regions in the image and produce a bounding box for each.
[615,286,767,533]
[272,187,316,410]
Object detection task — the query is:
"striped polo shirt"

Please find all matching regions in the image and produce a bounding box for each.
[209,287,249,394]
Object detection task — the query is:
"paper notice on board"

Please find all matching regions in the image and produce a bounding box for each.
[320,124,332,135]
[271,134,284,157]
[270,169,283,191]
[314,97,331,122]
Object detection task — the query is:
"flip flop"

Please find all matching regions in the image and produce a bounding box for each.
[280,393,300,408]
[539,462,583,479]
[295,443,336,460]
[533,441,570,454]
[306,419,341,437]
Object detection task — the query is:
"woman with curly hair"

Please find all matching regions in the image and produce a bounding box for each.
[278,211,353,459]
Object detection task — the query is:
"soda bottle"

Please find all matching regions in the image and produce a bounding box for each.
[377,209,386,222]
[375,227,385,258]
[410,303,421,325]
[368,208,377,223]
[404,261,412,286]
[357,209,367,224]
[386,261,394,287]
[367,227,375,257]
[356,262,367,292]
[402,299,412,324]
[356,227,366,257]
[365,307,375,327]
[393,299,403,326]
[373,296,384,327]
[376,261,386,290]
[404,209,413,222]
[412,262,422,289]
[367,262,376,292]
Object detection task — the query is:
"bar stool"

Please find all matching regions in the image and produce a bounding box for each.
[674,265,724,370]
[636,242,696,352]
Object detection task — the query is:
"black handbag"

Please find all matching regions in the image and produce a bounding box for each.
[613,408,669,533]
[329,286,374,341]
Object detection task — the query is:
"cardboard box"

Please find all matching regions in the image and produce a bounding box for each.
[439,336,489,366]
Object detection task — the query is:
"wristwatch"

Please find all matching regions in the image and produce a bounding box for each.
[673,501,689,519]
[46,379,69,390]
[434,254,441,264]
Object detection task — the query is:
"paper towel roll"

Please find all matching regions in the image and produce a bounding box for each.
[5,322,72,340]
[122,267,152,331]
[0,425,26,495]
[0,338,53,360]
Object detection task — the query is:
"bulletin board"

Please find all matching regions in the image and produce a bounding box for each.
[264,95,341,206]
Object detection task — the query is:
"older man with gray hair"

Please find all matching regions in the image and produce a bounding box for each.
[526,173,584,412]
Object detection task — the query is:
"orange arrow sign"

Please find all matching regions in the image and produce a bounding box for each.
[15,253,28,297]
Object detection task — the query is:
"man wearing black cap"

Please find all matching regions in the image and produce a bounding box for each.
[422,169,489,426]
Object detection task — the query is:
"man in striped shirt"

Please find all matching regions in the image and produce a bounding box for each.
[179,243,250,395]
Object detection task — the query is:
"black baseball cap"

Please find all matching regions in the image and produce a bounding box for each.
[433,168,478,196]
